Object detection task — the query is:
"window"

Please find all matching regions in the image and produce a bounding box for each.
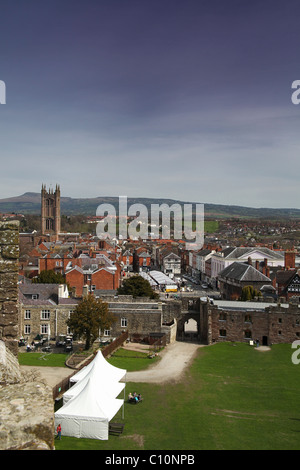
[32,294,38,300]
[41,324,49,335]
[41,310,50,320]
[245,315,252,323]
[25,310,31,319]
[121,318,127,328]
[24,325,31,335]
[219,329,226,337]
[219,313,227,321]
[278,318,282,323]
[244,330,252,339]
[104,329,110,336]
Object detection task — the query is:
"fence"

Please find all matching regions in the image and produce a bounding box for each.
[52,330,129,400]
[102,330,129,358]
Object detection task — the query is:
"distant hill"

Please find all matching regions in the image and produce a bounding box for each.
[0,192,300,219]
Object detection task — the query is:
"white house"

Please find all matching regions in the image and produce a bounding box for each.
[210,246,285,279]
[162,252,181,278]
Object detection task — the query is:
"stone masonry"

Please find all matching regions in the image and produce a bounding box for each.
[0,221,20,356]
[0,220,54,450]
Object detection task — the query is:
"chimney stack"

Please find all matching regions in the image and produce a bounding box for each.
[82,285,89,297]
[285,250,296,270]
[263,258,268,275]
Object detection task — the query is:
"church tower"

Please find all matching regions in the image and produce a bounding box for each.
[41,184,61,239]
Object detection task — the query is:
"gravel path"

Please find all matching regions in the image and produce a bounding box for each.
[20,341,202,387]
[125,341,202,383]
[20,364,73,388]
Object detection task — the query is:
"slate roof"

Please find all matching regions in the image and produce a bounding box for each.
[19,284,77,306]
[221,246,284,261]
[276,269,296,285]
[218,262,271,282]
[196,249,212,257]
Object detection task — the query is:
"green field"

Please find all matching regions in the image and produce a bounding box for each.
[18,352,69,367]
[53,342,300,450]
[18,348,160,370]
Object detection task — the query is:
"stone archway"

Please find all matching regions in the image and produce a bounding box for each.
[176,311,200,342]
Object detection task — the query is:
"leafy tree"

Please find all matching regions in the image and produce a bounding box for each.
[32,270,66,284]
[67,295,116,350]
[117,275,159,299]
[240,285,262,301]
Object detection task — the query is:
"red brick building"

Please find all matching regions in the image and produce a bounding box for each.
[65,262,121,297]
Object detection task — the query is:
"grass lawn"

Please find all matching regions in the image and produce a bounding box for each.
[18,348,159,370]
[108,348,161,371]
[18,352,69,367]
[54,342,300,450]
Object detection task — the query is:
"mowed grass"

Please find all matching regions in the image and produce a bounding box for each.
[108,348,161,371]
[18,352,69,367]
[54,342,300,450]
[18,348,158,370]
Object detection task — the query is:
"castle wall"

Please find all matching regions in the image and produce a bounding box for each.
[0,220,54,450]
[205,302,300,345]
[0,221,19,356]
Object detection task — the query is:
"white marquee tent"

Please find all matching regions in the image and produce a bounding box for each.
[55,378,124,440]
[70,350,126,384]
[63,359,125,405]
[148,270,177,286]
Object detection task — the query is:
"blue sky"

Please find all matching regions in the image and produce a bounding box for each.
[0,0,300,208]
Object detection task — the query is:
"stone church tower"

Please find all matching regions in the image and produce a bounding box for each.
[41,184,61,238]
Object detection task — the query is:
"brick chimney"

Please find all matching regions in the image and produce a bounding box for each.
[285,250,296,270]
[263,258,268,275]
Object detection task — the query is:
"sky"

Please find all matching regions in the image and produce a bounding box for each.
[0,0,300,209]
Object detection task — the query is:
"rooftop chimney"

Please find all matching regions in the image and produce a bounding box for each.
[82,285,89,297]
[285,250,296,270]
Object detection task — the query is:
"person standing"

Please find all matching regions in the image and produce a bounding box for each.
[56,424,62,440]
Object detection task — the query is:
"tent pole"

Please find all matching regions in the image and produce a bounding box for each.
[122,374,126,420]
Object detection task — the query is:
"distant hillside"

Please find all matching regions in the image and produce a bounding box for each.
[0,192,300,219]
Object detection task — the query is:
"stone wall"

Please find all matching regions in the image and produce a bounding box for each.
[162,299,183,324]
[108,298,163,338]
[205,301,300,345]
[0,221,54,450]
[0,221,19,356]
[0,340,54,450]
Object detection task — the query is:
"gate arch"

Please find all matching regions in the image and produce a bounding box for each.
[176,311,200,342]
